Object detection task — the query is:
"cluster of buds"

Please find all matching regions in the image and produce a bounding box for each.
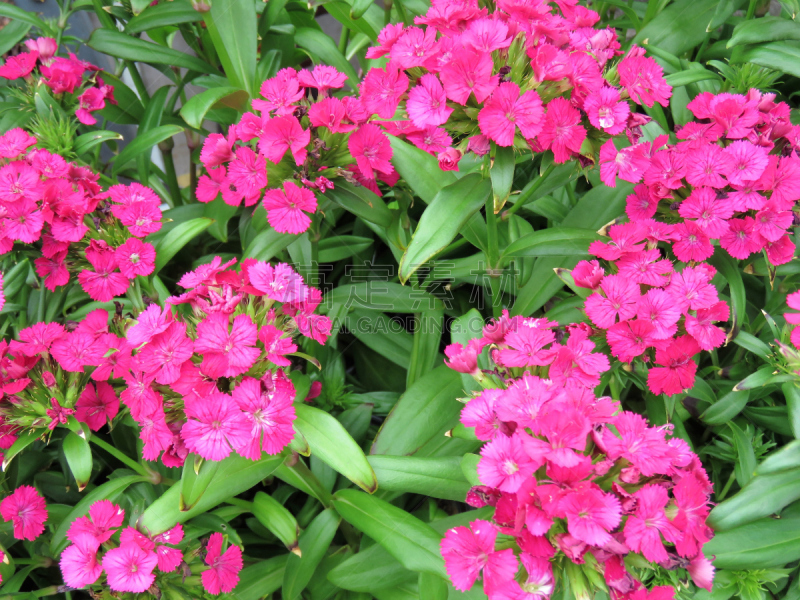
[0,127,162,302]
[0,36,116,125]
[442,314,715,600]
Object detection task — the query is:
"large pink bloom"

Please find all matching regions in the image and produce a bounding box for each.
[232,377,296,459]
[560,484,621,546]
[441,520,518,592]
[60,533,103,589]
[0,485,47,540]
[478,82,543,147]
[349,123,394,180]
[67,499,124,544]
[75,382,119,431]
[181,392,251,461]
[202,532,243,594]
[623,485,681,562]
[102,544,159,593]
[539,98,586,163]
[407,74,452,128]
[258,116,310,166]
[262,181,317,235]
[194,313,260,379]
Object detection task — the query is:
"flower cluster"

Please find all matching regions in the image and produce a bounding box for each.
[0,257,329,467]
[0,127,162,301]
[362,0,669,173]
[120,257,330,465]
[441,314,715,600]
[0,37,116,125]
[58,499,242,596]
[574,221,730,396]
[600,89,799,266]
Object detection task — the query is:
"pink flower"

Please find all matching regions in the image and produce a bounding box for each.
[624,485,681,562]
[723,139,769,185]
[671,221,714,263]
[407,74,452,128]
[478,432,544,493]
[50,331,104,372]
[67,499,124,544]
[0,51,38,79]
[202,532,243,594]
[478,82,544,147]
[360,66,408,119]
[10,322,65,356]
[136,322,194,385]
[194,313,260,378]
[349,123,395,180]
[607,319,657,363]
[138,404,174,461]
[60,534,103,589]
[262,181,317,235]
[228,146,267,203]
[181,392,251,461]
[254,68,303,116]
[618,46,671,107]
[648,335,701,396]
[258,116,310,166]
[103,544,159,593]
[75,382,119,431]
[583,87,629,134]
[584,275,640,329]
[685,301,729,351]
[437,147,462,171]
[440,51,497,106]
[232,377,296,459]
[258,325,297,366]
[539,98,586,163]
[441,520,518,592]
[78,244,129,302]
[461,389,504,441]
[297,65,347,96]
[115,238,156,279]
[560,485,621,546]
[247,262,306,302]
[494,324,555,368]
[1,486,47,540]
[444,339,484,375]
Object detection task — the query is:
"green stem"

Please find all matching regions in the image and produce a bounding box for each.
[125,61,150,102]
[89,436,151,479]
[384,0,393,26]
[338,27,350,55]
[485,191,501,319]
[37,278,46,324]
[310,215,320,287]
[162,147,182,207]
[133,278,146,311]
[502,163,555,220]
[225,498,253,511]
[745,0,757,19]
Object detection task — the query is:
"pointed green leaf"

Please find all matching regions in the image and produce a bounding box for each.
[63,432,92,492]
[180,86,241,129]
[88,29,218,74]
[74,130,123,156]
[252,491,300,552]
[367,456,469,501]
[152,217,214,275]
[295,404,378,493]
[180,455,219,511]
[387,135,457,204]
[126,0,202,33]
[203,0,257,96]
[112,124,184,175]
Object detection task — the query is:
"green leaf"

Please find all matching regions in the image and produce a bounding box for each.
[708,468,800,531]
[367,456,469,501]
[757,440,800,475]
[490,146,515,211]
[0,3,48,31]
[203,197,239,243]
[728,15,800,48]
[273,460,333,508]
[332,489,446,577]
[419,573,449,600]
[51,475,146,554]
[326,282,443,313]
[140,453,285,535]
[0,21,31,57]
[295,404,378,493]
[346,309,413,369]
[63,432,92,492]
[324,181,393,228]
[252,491,300,552]
[733,331,771,360]
[706,515,800,569]
[732,42,800,79]
[233,555,288,600]
[371,365,464,456]
[709,251,746,335]
[180,455,219,511]
[399,174,492,283]
[730,421,757,488]
[112,124,184,175]
[664,69,721,87]
[203,0,257,96]
[243,228,295,261]
[283,509,340,600]
[633,0,725,56]
[126,0,202,33]
[294,27,358,86]
[350,0,373,18]
[387,135,457,204]
[407,309,443,387]
[327,507,493,593]
[74,130,123,156]
[501,228,600,262]
[783,383,800,439]
[733,366,777,391]
[88,29,218,74]
[2,432,39,471]
[318,236,374,262]
[152,217,214,275]
[707,0,746,30]
[180,86,241,129]
[701,390,750,425]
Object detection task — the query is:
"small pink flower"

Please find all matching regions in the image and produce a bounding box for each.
[0,485,47,541]
[194,313,261,379]
[258,116,310,166]
[441,520,518,592]
[202,532,243,594]
[60,533,103,589]
[232,376,296,459]
[181,392,251,462]
[102,544,159,593]
[539,98,586,163]
[262,181,317,235]
[75,382,119,431]
[407,74,453,128]
[478,82,544,147]
[115,238,156,279]
[349,123,395,181]
[67,500,125,544]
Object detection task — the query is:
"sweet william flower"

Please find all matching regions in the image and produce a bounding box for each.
[618,46,671,108]
[349,123,395,180]
[181,392,251,461]
[647,335,701,396]
[478,83,544,147]
[67,500,125,544]
[202,532,243,595]
[194,313,261,379]
[60,533,103,589]
[75,382,119,431]
[102,544,159,593]
[232,377,296,459]
[258,116,310,166]
[539,98,586,163]
[0,485,47,541]
[407,74,453,128]
[441,520,518,592]
[359,66,409,119]
[115,238,156,279]
[262,181,317,235]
